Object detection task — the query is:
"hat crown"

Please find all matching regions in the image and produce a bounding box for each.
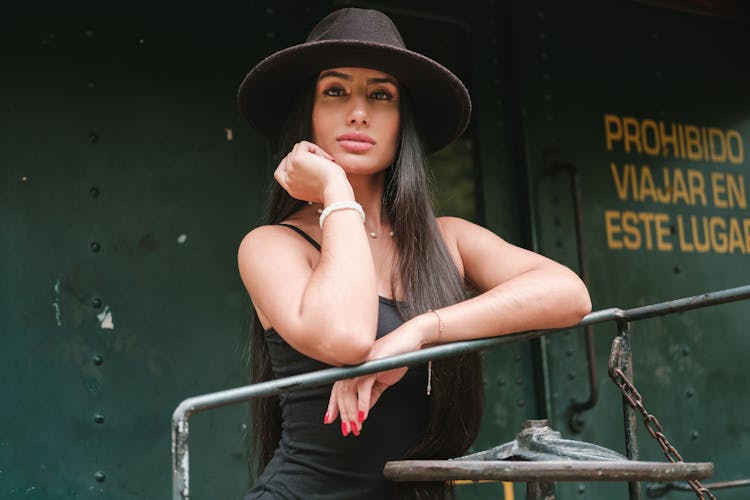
[306,8,406,49]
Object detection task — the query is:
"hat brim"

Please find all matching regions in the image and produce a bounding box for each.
[237,40,471,153]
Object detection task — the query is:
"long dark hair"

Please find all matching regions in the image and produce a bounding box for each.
[248,79,484,499]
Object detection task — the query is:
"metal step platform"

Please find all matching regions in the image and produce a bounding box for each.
[384,420,713,499]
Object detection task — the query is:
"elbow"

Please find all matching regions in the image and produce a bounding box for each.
[337,340,374,365]
[327,334,374,365]
[322,322,377,365]
[567,278,592,324]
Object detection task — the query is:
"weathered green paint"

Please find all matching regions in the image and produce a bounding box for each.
[3,1,749,499]
[1,3,269,498]
[524,2,750,499]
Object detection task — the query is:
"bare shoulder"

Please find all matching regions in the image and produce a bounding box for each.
[435,216,497,278]
[436,216,550,291]
[237,225,319,295]
[238,224,316,264]
[436,216,508,245]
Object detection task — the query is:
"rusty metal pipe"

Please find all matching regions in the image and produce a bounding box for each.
[172,284,750,499]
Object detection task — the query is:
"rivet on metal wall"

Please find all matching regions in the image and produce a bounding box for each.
[685,388,694,398]
[87,80,96,89]
[264,7,275,15]
[682,346,690,356]
[94,471,106,482]
[517,399,525,408]
[40,33,56,46]
[84,29,94,38]
[565,348,573,357]
[515,377,524,386]
[94,412,105,424]
[90,242,101,253]
[577,483,586,494]
[497,378,506,387]
[89,187,100,198]
[93,355,104,366]
[91,297,102,309]
[691,430,700,440]
[567,372,576,380]
[88,133,98,144]
[673,265,681,274]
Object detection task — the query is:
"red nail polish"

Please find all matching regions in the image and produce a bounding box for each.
[324,412,330,424]
[358,410,365,423]
[341,421,349,436]
[351,421,360,436]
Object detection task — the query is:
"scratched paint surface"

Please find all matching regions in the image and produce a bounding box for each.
[0,4,268,498]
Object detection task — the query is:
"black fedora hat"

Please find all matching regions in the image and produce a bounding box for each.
[237,8,471,153]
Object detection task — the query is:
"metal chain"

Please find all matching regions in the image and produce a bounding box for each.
[610,366,716,500]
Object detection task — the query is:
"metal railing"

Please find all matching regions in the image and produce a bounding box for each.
[172,284,750,500]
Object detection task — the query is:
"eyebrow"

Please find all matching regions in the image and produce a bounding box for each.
[318,70,397,86]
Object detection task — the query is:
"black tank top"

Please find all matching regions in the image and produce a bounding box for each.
[246,225,429,500]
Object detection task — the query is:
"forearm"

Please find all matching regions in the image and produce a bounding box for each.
[413,264,591,347]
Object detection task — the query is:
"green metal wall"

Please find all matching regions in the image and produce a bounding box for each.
[518,1,750,499]
[0,3,268,498]
[2,1,748,499]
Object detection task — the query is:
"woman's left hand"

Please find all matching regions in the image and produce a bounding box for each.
[324,368,406,437]
[323,314,434,436]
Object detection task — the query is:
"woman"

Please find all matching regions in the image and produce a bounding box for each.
[237,7,591,499]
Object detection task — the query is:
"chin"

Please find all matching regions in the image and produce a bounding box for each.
[336,156,390,175]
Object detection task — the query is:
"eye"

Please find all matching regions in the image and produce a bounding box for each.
[370,89,393,101]
[323,86,346,97]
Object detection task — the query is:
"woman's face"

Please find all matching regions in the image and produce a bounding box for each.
[312,67,400,174]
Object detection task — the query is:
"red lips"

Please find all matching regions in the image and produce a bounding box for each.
[336,132,375,153]
[336,132,375,144]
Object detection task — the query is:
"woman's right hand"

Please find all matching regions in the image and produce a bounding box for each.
[274,141,348,203]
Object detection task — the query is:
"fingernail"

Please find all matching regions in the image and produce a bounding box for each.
[341,421,349,436]
[351,421,360,436]
[323,412,330,424]
[358,410,365,423]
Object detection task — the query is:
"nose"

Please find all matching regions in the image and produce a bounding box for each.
[347,95,369,126]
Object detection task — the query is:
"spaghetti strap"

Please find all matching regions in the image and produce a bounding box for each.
[278,223,321,251]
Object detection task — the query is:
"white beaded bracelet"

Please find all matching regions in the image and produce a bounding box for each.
[318,201,366,229]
